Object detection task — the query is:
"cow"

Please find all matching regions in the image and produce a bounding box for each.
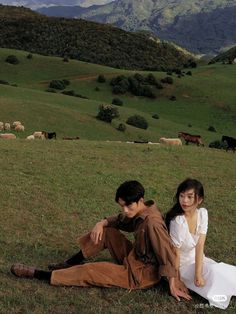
[178,132,204,146]
[63,137,80,140]
[221,135,236,152]
[42,131,57,139]
[159,137,182,146]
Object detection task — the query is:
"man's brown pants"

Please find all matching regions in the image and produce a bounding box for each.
[51,227,160,289]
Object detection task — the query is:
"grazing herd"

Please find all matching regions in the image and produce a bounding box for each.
[0,120,235,152]
[0,121,57,141]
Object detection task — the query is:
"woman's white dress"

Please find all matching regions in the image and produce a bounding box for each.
[170,207,236,309]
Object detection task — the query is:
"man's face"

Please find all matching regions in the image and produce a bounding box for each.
[118,197,144,218]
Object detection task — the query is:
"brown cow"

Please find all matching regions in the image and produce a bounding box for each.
[178,132,204,146]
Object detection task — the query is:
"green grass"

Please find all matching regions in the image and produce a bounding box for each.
[0,140,235,314]
[0,48,235,313]
[0,48,236,144]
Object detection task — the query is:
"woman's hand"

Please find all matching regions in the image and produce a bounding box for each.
[90,219,107,244]
[194,274,205,287]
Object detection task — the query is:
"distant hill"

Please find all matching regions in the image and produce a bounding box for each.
[37,0,236,55]
[0,1,113,9]
[0,5,194,71]
[210,46,236,64]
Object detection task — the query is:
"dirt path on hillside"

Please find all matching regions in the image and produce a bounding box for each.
[38,73,120,85]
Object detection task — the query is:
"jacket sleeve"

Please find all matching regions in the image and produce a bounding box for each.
[106,214,135,232]
[147,217,177,278]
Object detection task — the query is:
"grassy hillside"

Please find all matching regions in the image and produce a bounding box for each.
[0,47,236,313]
[0,139,235,313]
[210,46,236,64]
[0,5,193,71]
[0,48,236,144]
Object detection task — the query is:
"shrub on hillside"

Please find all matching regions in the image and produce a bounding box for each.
[0,79,9,85]
[209,140,224,149]
[140,85,156,99]
[111,76,129,94]
[63,56,69,62]
[26,53,33,59]
[152,114,159,119]
[208,126,216,132]
[161,76,174,84]
[146,73,158,85]
[95,87,100,91]
[117,123,126,132]
[5,55,19,65]
[97,75,106,83]
[169,95,177,101]
[126,115,148,130]
[97,104,119,123]
[49,80,66,90]
[62,90,76,96]
[112,98,123,106]
[133,73,145,83]
[62,79,70,86]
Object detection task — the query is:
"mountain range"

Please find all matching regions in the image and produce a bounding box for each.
[36,0,236,55]
[0,5,194,71]
[0,0,113,9]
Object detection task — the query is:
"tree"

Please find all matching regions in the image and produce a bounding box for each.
[5,55,19,65]
[97,104,119,123]
[97,75,106,83]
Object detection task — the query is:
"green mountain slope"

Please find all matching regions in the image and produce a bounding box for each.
[38,0,236,55]
[210,46,236,64]
[0,5,194,71]
[0,48,236,144]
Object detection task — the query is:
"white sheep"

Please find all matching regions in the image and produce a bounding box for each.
[33,131,46,139]
[12,121,22,128]
[159,137,182,145]
[15,124,25,132]
[4,123,11,130]
[26,135,35,140]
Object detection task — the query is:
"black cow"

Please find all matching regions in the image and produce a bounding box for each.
[42,131,57,140]
[222,135,236,152]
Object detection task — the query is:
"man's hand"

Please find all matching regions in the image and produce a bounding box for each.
[90,219,108,244]
[174,277,190,295]
[169,277,192,302]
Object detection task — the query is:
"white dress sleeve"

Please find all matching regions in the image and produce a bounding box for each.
[169,216,186,248]
[198,207,208,234]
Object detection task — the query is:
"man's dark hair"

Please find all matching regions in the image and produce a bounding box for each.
[115,180,145,205]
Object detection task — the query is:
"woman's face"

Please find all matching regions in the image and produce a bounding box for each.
[179,188,202,212]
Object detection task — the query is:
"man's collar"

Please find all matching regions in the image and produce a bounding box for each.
[134,200,156,221]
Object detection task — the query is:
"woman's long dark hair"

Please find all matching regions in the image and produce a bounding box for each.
[165,178,204,231]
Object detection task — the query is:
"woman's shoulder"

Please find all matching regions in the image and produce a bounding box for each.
[198,207,208,216]
[171,214,185,225]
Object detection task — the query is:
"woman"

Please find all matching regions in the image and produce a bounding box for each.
[165,178,236,309]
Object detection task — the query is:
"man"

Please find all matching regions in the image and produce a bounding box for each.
[11,180,191,301]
